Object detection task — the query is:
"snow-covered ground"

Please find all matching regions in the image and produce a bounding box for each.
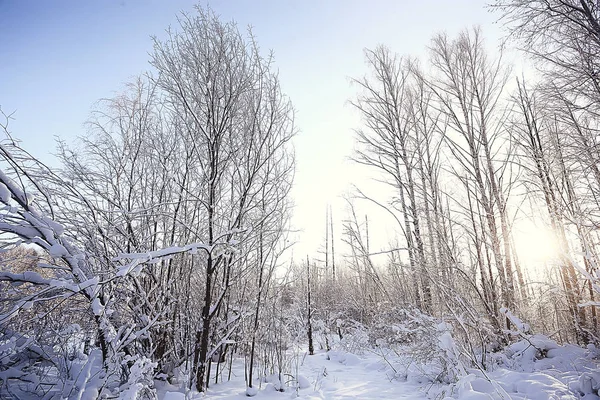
[449,335,600,400]
[156,336,600,400]
[158,349,427,399]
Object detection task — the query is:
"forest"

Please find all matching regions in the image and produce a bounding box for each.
[1,1,600,399]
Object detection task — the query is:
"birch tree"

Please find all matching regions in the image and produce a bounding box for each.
[425,28,525,319]
[350,47,433,311]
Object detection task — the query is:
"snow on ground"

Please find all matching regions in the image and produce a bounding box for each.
[157,349,427,399]
[297,350,426,399]
[438,335,600,400]
[157,337,600,400]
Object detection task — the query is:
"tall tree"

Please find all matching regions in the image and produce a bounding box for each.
[150,6,295,391]
[350,47,433,311]
[425,28,522,318]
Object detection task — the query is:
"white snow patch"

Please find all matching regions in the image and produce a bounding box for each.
[245,386,258,396]
[91,298,103,316]
[296,375,310,389]
[0,182,11,203]
[49,243,68,258]
[163,391,187,400]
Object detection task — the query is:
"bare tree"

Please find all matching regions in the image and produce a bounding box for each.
[150,6,295,391]
[494,0,600,116]
[495,0,600,341]
[508,80,593,340]
[350,47,433,311]
[424,28,525,319]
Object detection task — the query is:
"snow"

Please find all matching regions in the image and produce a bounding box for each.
[438,335,600,400]
[49,243,68,258]
[152,335,599,400]
[157,349,428,399]
[500,307,530,333]
[114,242,213,277]
[327,350,362,366]
[0,182,11,203]
[0,270,48,285]
[297,375,311,390]
[164,392,187,400]
[91,297,104,316]
[452,370,577,399]
[42,217,65,236]
[246,386,259,396]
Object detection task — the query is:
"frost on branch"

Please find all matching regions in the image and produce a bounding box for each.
[0,135,185,397]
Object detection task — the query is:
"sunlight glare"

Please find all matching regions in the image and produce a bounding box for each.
[513,220,559,264]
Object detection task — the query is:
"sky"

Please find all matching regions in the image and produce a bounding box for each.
[0,0,507,261]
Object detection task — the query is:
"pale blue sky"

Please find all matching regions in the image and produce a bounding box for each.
[0,0,504,258]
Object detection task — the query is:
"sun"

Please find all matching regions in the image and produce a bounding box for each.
[513,220,559,266]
